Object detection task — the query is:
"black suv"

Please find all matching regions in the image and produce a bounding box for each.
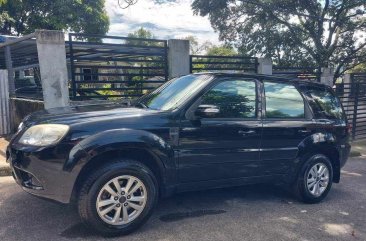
[7,73,350,236]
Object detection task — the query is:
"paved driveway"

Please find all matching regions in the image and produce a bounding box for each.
[0,157,365,241]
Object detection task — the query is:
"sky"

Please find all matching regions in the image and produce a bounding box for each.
[105,0,220,44]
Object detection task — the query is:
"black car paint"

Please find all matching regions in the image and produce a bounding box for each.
[7,73,351,204]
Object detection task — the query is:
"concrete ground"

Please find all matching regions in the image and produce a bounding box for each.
[0,137,11,176]
[0,157,365,241]
[351,139,366,156]
[0,137,7,161]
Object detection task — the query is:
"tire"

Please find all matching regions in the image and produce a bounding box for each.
[78,159,158,236]
[293,154,333,204]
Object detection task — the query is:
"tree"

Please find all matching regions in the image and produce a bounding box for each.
[206,45,237,56]
[351,62,366,73]
[126,27,157,46]
[0,0,109,36]
[182,35,213,54]
[192,0,366,82]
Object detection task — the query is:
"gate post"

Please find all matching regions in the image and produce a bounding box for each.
[168,39,190,79]
[35,30,69,109]
[0,70,11,136]
[320,67,334,87]
[257,58,272,75]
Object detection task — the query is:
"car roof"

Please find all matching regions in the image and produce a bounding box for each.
[192,72,329,88]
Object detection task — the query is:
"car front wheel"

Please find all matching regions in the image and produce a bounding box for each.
[78,159,158,236]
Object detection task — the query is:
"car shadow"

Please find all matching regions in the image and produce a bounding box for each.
[0,183,297,240]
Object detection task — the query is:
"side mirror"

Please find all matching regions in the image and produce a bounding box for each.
[194,105,220,118]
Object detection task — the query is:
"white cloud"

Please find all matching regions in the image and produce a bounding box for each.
[105,0,220,44]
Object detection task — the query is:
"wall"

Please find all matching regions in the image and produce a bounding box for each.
[10,98,44,131]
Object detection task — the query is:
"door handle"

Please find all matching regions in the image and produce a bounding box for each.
[298,129,311,134]
[238,130,256,135]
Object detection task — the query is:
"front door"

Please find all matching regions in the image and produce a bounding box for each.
[178,78,262,183]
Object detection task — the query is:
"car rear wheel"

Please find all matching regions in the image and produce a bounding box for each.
[294,154,333,203]
[78,159,158,236]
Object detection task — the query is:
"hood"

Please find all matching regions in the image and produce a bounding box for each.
[23,103,161,126]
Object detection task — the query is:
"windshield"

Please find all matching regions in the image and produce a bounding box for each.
[137,74,211,110]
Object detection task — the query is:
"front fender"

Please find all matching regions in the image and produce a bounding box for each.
[64,128,175,173]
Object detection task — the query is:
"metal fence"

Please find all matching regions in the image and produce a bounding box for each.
[0,70,10,135]
[273,66,320,81]
[0,34,43,100]
[190,55,258,73]
[68,33,168,100]
[336,73,366,140]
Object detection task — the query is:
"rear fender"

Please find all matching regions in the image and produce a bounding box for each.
[289,132,341,183]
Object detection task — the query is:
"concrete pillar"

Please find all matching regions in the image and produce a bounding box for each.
[257,58,272,75]
[168,39,190,79]
[342,73,352,113]
[19,70,25,79]
[0,70,11,135]
[35,30,69,109]
[320,67,334,87]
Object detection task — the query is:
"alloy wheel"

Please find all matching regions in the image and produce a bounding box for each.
[306,163,330,197]
[96,175,147,225]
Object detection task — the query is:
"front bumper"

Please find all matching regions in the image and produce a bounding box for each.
[7,144,78,204]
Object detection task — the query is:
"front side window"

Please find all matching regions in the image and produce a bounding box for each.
[138,74,211,110]
[304,86,344,120]
[264,82,305,118]
[200,80,256,118]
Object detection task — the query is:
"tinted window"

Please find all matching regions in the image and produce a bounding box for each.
[200,80,256,118]
[139,74,211,110]
[265,82,305,118]
[304,86,344,120]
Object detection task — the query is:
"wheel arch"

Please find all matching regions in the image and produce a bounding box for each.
[297,137,341,183]
[71,147,169,202]
[68,129,176,202]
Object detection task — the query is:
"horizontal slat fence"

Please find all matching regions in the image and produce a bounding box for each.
[68,33,169,100]
[190,55,258,73]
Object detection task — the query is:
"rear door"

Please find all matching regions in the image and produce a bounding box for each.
[299,84,349,151]
[260,81,316,175]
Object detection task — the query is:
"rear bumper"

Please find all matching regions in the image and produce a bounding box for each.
[7,145,78,204]
[340,143,351,168]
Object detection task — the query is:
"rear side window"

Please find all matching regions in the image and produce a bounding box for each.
[264,82,305,118]
[304,86,344,120]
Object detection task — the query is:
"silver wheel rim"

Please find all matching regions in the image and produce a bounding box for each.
[306,163,329,197]
[96,175,147,225]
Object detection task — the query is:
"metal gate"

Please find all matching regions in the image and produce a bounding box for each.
[337,73,366,140]
[272,66,320,81]
[190,55,258,73]
[68,33,168,100]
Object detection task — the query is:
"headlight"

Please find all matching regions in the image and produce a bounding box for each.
[18,124,69,146]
